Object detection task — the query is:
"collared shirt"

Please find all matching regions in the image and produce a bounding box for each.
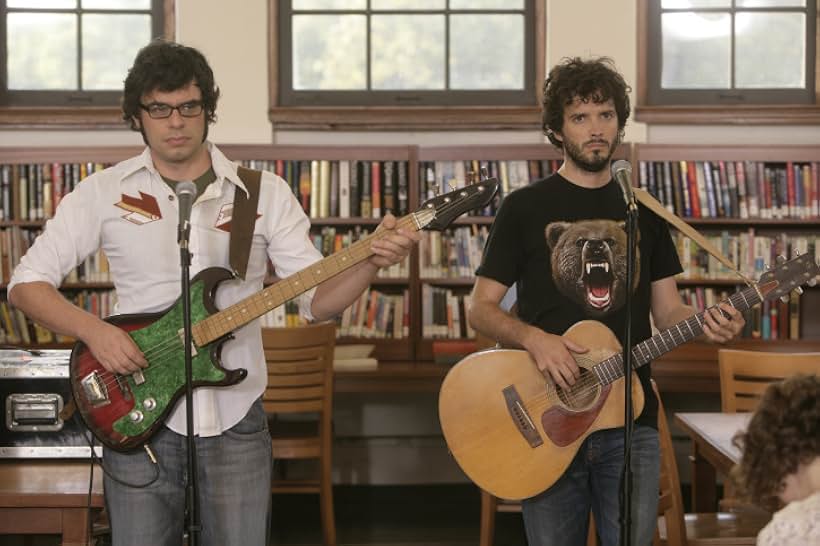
[9,142,322,436]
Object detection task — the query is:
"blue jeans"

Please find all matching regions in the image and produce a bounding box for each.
[103,399,272,546]
[522,425,660,546]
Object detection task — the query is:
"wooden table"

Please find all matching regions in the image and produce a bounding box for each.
[674,411,751,513]
[0,460,104,546]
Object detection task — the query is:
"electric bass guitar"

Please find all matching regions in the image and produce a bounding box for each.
[438,253,819,500]
[71,177,499,451]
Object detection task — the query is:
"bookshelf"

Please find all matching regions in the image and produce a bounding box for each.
[0,143,817,393]
[631,144,820,392]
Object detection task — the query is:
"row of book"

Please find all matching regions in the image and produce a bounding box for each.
[679,286,802,340]
[335,288,409,339]
[310,225,409,278]
[421,285,475,339]
[418,159,560,217]
[639,160,820,220]
[241,159,410,219]
[0,162,108,222]
[0,226,111,285]
[419,225,489,279]
[0,290,116,345]
[674,230,817,280]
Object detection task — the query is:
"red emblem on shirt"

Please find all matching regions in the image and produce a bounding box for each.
[115,192,162,224]
[214,203,260,232]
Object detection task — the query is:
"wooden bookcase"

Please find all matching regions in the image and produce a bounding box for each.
[631,144,820,392]
[0,143,817,392]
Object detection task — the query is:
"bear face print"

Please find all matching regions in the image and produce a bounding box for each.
[545,219,640,317]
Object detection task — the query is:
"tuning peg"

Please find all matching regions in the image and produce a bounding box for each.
[447,180,456,192]
[780,294,790,303]
[776,255,786,264]
[809,278,818,287]
[794,286,804,295]
[480,166,489,181]
[793,250,801,258]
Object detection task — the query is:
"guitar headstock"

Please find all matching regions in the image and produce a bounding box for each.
[414,177,500,232]
[758,253,819,302]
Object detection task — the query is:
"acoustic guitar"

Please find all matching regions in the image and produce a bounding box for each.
[71,177,499,451]
[438,253,819,500]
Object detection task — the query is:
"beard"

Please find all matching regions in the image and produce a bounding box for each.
[563,136,618,173]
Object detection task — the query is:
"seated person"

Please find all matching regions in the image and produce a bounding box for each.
[731,373,820,546]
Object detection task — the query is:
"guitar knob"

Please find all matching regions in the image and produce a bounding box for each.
[129,410,144,423]
[143,398,157,411]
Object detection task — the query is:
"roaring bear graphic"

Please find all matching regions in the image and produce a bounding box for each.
[545,219,640,316]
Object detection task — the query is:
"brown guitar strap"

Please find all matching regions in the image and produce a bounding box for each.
[634,187,755,288]
[230,166,262,280]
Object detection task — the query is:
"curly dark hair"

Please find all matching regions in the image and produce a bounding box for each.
[730,373,820,512]
[541,57,631,148]
[122,40,220,131]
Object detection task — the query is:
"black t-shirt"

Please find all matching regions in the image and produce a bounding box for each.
[475,172,683,428]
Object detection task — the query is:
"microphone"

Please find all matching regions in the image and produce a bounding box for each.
[176,181,197,246]
[611,160,636,210]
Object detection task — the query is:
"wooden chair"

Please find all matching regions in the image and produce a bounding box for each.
[261,321,337,546]
[718,349,820,413]
[653,381,771,546]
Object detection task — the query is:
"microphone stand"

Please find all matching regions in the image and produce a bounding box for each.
[619,196,639,546]
[179,217,201,546]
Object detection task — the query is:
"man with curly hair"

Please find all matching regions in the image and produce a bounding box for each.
[468,57,746,545]
[7,40,419,546]
[731,373,820,545]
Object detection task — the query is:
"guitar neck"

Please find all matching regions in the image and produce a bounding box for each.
[592,283,762,386]
[192,213,422,346]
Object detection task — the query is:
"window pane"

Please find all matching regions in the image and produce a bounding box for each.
[7,13,77,89]
[82,14,151,90]
[736,0,805,6]
[662,12,730,88]
[450,0,524,8]
[293,15,366,89]
[372,15,444,89]
[82,0,151,8]
[7,1,76,7]
[292,0,366,10]
[450,14,523,90]
[371,0,444,9]
[735,12,805,88]
[661,0,731,8]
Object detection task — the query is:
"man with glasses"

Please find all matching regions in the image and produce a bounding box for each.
[7,40,420,546]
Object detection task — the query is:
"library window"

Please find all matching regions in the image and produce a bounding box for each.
[275,0,537,108]
[0,0,167,108]
[645,0,816,106]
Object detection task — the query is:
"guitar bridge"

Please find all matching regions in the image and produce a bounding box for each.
[503,385,543,448]
[80,372,110,407]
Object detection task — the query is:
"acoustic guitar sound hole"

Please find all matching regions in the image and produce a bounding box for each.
[557,368,600,410]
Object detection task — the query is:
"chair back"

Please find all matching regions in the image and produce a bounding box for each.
[262,322,336,456]
[718,349,820,412]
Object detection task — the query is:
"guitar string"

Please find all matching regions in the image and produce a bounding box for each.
[83,193,486,392]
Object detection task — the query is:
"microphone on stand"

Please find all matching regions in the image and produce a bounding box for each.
[176,181,197,246]
[611,160,636,211]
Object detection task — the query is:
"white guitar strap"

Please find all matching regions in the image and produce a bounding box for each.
[634,187,755,288]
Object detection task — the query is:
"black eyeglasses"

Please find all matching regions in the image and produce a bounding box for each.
[139,100,204,119]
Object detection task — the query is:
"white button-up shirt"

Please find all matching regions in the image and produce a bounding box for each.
[9,142,322,436]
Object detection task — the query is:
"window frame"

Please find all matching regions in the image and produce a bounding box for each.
[269,0,546,131]
[0,0,175,128]
[636,0,820,124]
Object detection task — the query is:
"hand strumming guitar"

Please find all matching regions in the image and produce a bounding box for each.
[522,327,589,392]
